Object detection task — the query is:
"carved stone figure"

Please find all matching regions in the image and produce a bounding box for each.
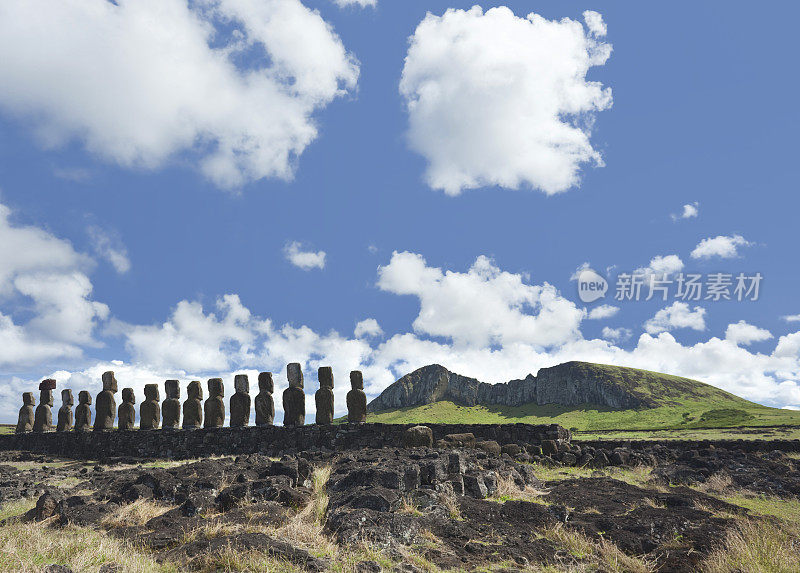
[75,391,92,432]
[56,389,74,432]
[33,379,56,432]
[283,363,305,426]
[94,371,118,431]
[140,384,160,430]
[204,378,225,428]
[315,367,334,425]
[162,380,181,429]
[347,370,367,423]
[118,388,136,430]
[15,392,35,434]
[255,372,275,426]
[230,374,251,427]
[183,381,203,429]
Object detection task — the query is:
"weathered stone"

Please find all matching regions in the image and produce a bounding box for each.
[315,366,334,425]
[204,378,225,428]
[118,388,136,430]
[283,364,305,426]
[93,371,118,431]
[140,384,160,430]
[230,374,251,427]
[475,440,501,456]
[254,372,274,426]
[346,370,367,423]
[463,474,488,499]
[75,391,92,432]
[34,380,56,433]
[56,389,74,432]
[442,433,475,448]
[183,381,203,429]
[162,380,181,429]
[402,425,433,448]
[16,392,35,434]
[541,440,558,456]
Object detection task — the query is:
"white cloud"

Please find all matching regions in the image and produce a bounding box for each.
[690,234,751,260]
[0,203,107,369]
[399,7,612,195]
[725,320,773,346]
[331,0,376,8]
[582,10,607,37]
[354,318,383,339]
[0,0,358,188]
[634,254,684,278]
[87,226,131,274]
[601,326,631,343]
[284,241,326,270]
[377,251,584,348]
[782,314,800,323]
[671,202,699,221]
[644,301,706,334]
[587,304,619,320]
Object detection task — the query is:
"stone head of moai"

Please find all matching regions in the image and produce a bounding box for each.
[165,379,180,400]
[79,390,92,405]
[350,370,364,390]
[23,392,36,406]
[187,380,203,400]
[208,378,224,397]
[234,374,250,394]
[287,362,304,389]
[258,372,274,394]
[122,388,135,404]
[318,366,334,389]
[315,366,335,425]
[16,392,36,433]
[39,379,56,406]
[346,370,367,424]
[102,371,118,393]
[61,389,74,406]
[144,384,160,402]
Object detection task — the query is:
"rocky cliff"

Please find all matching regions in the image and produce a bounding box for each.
[367,361,657,412]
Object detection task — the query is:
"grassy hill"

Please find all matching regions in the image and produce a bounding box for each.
[367,362,800,432]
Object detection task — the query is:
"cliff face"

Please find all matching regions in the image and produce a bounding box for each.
[367,361,650,412]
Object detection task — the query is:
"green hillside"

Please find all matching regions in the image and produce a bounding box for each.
[367,363,800,432]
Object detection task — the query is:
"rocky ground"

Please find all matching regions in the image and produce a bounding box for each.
[1,437,799,572]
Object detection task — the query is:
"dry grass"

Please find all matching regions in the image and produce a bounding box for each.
[491,473,549,504]
[702,519,800,573]
[399,494,423,516]
[696,472,734,494]
[0,499,35,523]
[543,524,654,573]
[101,498,172,528]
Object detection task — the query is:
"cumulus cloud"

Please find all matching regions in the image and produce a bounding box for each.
[354,318,383,339]
[644,301,706,334]
[691,234,751,260]
[634,254,684,281]
[87,226,131,274]
[601,326,632,343]
[725,320,773,346]
[0,0,358,188]
[331,0,376,7]
[400,6,612,195]
[0,203,108,369]
[671,202,699,221]
[284,241,326,270]
[587,304,619,320]
[782,314,800,323]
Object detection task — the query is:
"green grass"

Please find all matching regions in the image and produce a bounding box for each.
[0,425,13,435]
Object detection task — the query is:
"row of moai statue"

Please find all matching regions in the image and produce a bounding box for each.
[15,363,367,433]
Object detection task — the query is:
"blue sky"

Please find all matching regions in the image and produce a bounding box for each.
[1,0,799,423]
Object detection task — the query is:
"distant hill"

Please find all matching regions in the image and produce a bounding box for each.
[367,362,800,431]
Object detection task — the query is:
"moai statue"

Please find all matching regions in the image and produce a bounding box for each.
[118,388,136,430]
[315,367,334,425]
[15,392,35,434]
[230,374,251,427]
[347,370,367,423]
[254,372,275,426]
[33,379,56,432]
[162,380,181,429]
[283,363,305,426]
[93,371,118,431]
[75,391,92,432]
[182,381,203,429]
[204,378,225,428]
[140,384,161,430]
[56,389,74,432]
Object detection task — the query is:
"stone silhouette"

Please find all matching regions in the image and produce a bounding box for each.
[118,388,136,430]
[94,371,118,431]
[56,389,74,432]
[183,381,203,429]
[204,378,225,428]
[230,374,251,427]
[162,380,181,429]
[33,379,56,433]
[347,370,367,423]
[140,384,161,430]
[315,366,334,425]
[254,372,274,426]
[283,363,305,426]
[75,391,92,432]
[15,392,35,434]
